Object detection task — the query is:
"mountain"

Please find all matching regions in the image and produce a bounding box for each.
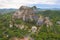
[0,6,60,40]
[0,9,17,14]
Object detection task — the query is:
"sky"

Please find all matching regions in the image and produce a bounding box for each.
[0,0,60,9]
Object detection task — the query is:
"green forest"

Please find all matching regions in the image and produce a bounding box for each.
[0,10,60,40]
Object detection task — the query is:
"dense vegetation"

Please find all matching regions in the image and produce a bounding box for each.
[0,10,60,40]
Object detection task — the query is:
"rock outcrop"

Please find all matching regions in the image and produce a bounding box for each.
[12,6,53,27]
[44,17,53,27]
[31,26,37,33]
[9,36,34,40]
[12,6,37,22]
[37,15,44,26]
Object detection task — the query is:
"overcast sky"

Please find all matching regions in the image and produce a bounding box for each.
[0,0,60,9]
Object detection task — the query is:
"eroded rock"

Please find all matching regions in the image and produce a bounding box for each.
[44,17,53,27]
[31,26,37,33]
[12,6,37,22]
[37,15,44,26]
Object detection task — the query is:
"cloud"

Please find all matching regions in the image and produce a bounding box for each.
[0,0,60,8]
[55,0,60,4]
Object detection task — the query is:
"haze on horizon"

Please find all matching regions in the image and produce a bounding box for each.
[0,0,60,9]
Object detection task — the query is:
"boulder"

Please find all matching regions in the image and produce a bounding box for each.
[31,26,37,33]
[9,21,13,28]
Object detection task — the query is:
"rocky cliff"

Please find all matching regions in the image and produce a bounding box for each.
[12,6,38,22]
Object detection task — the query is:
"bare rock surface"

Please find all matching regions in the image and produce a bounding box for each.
[12,6,37,22]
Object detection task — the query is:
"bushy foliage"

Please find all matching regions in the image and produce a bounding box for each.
[0,10,60,40]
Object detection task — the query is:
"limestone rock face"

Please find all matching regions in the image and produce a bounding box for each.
[36,16,53,27]
[12,6,37,21]
[37,15,44,26]
[12,6,53,27]
[44,17,53,27]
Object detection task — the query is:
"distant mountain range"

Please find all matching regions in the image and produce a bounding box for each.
[0,9,17,14]
[0,8,60,14]
[27,4,60,10]
[41,8,60,10]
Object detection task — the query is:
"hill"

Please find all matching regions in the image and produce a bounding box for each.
[0,6,60,40]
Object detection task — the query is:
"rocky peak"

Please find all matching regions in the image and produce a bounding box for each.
[19,6,31,10]
[12,6,37,21]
